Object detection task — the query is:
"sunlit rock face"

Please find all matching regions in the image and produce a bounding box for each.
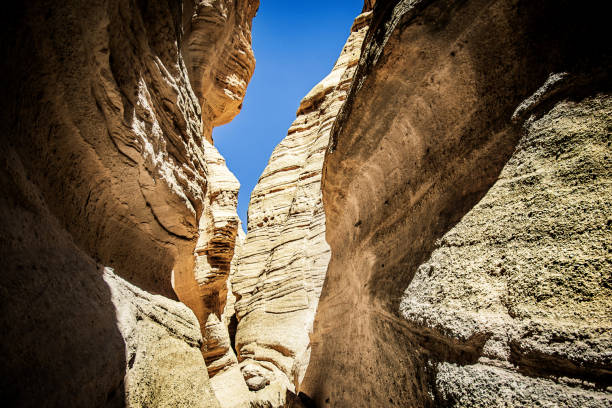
[172,3,259,406]
[0,0,256,406]
[231,9,372,397]
[105,268,221,408]
[183,0,258,140]
[301,0,611,406]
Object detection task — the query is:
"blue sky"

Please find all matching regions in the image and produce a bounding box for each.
[214,0,364,230]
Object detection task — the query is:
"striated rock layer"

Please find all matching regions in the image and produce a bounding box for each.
[0,0,256,406]
[232,9,372,395]
[174,0,258,385]
[302,0,611,406]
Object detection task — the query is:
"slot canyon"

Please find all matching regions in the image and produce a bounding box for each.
[0,0,610,407]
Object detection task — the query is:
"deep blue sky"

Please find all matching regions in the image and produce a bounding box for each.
[214,0,363,230]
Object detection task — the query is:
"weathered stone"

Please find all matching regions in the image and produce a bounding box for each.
[183,0,258,139]
[402,93,612,407]
[105,268,220,408]
[3,0,611,406]
[0,0,256,406]
[0,149,219,407]
[173,2,258,390]
[232,8,372,395]
[301,0,611,406]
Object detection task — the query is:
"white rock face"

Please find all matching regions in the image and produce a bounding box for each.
[232,10,372,393]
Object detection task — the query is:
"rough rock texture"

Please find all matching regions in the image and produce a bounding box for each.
[401,94,612,407]
[207,226,256,408]
[183,0,258,140]
[0,148,219,407]
[105,268,220,408]
[301,0,611,406]
[172,1,258,389]
[232,10,372,395]
[0,0,256,406]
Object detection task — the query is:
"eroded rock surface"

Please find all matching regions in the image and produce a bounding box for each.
[0,147,219,407]
[232,9,372,395]
[183,0,258,139]
[0,0,256,406]
[301,0,611,406]
[400,94,612,406]
[172,5,258,393]
[105,268,221,408]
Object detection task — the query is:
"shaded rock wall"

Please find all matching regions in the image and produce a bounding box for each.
[0,0,256,406]
[0,145,219,407]
[232,9,372,396]
[301,0,611,406]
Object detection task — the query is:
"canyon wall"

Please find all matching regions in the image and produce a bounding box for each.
[301,0,611,406]
[2,0,611,406]
[0,0,256,406]
[232,9,372,397]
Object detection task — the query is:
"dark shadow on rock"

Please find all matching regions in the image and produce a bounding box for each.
[0,0,191,405]
[304,0,612,406]
[0,149,127,407]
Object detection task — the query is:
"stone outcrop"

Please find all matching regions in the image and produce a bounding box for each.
[0,147,219,407]
[3,0,611,406]
[0,0,256,406]
[301,0,611,406]
[183,0,258,140]
[232,9,372,396]
[399,94,612,407]
[172,4,258,394]
[105,268,221,408]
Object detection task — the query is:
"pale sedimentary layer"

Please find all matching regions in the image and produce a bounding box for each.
[232,10,372,395]
[172,2,258,391]
[302,0,611,406]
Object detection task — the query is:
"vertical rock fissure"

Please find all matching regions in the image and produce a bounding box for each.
[230,7,373,402]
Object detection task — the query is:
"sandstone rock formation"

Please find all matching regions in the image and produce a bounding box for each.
[399,94,612,407]
[183,0,258,140]
[301,0,611,406]
[0,146,219,407]
[3,0,611,406]
[232,9,372,396]
[170,7,259,398]
[105,268,221,408]
[0,0,256,406]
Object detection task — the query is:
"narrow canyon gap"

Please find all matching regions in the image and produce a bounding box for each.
[1,0,610,407]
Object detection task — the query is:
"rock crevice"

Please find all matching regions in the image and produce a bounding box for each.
[232,9,372,398]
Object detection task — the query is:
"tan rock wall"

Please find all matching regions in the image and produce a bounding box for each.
[301,0,611,406]
[232,10,372,395]
[183,0,258,138]
[0,0,256,405]
[0,147,219,407]
[172,2,259,402]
